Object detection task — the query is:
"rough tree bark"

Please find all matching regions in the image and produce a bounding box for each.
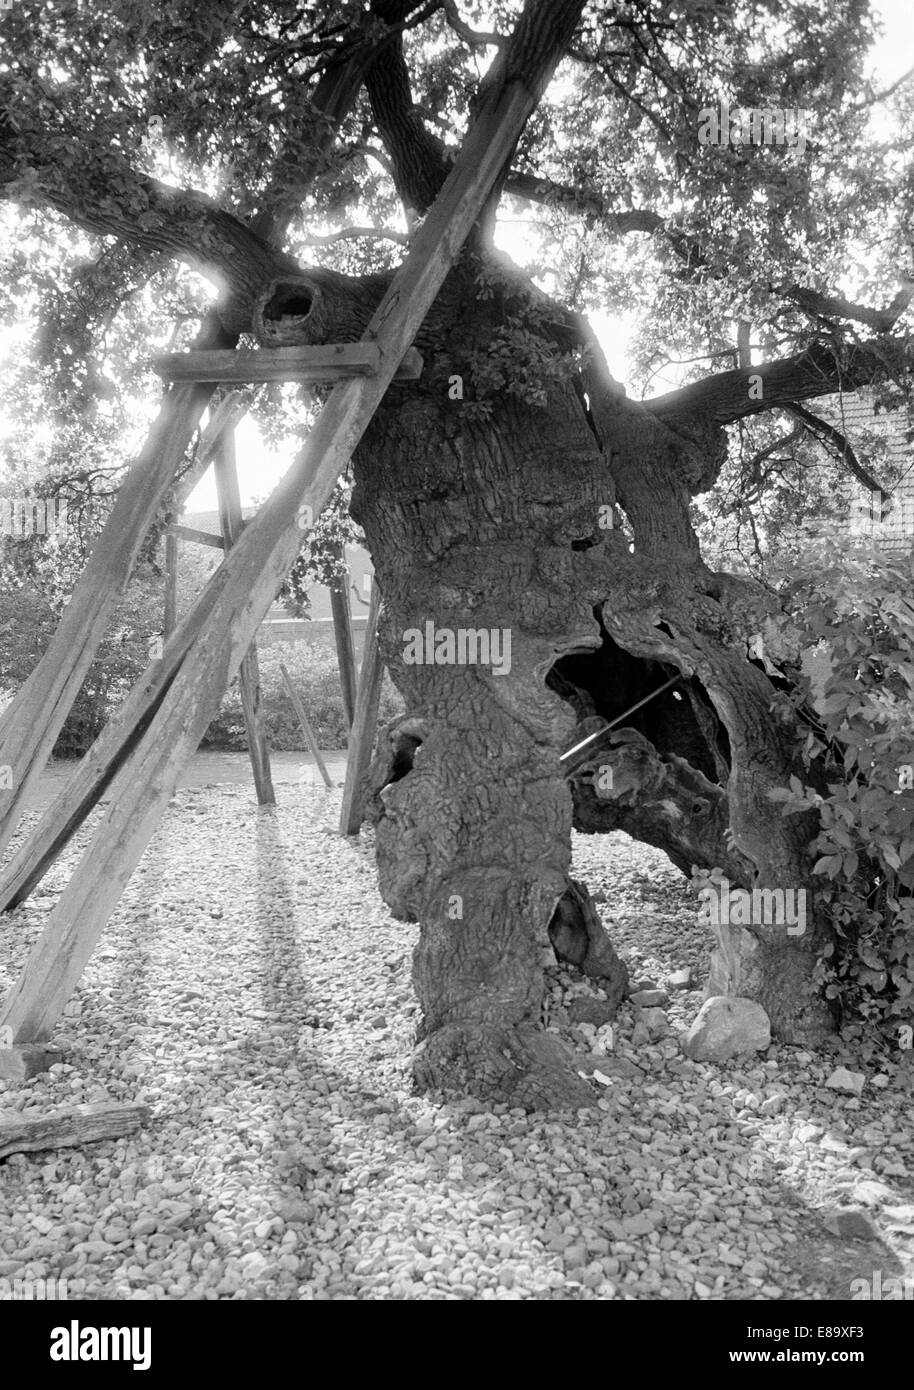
[349,250,836,1108]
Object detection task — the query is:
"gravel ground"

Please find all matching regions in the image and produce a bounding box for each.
[0,780,912,1301]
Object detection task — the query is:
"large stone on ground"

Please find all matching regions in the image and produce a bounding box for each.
[821,1208,876,1241]
[825,1066,865,1095]
[682,996,771,1062]
[632,1007,669,1044]
[568,997,616,1027]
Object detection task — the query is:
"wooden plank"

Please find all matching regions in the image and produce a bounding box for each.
[0,1102,150,1160]
[278,663,332,788]
[213,430,276,807]
[328,539,358,728]
[163,531,178,637]
[0,1,580,1046]
[339,582,384,836]
[167,523,226,549]
[153,343,424,384]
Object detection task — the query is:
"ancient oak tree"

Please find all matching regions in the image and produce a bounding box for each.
[1,0,912,1105]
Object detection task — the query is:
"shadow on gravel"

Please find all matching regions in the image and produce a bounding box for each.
[773,1197,909,1302]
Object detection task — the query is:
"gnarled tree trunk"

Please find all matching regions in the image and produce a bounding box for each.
[352,254,835,1107]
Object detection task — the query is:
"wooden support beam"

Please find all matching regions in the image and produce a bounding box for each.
[737,319,752,371]
[153,343,424,384]
[339,582,384,836]
[328,539,358,729]
[164,531,178,638]
[278,663,332,788]
[167,523,227,549]
[0,0,582,1049]
[213,430,276,807]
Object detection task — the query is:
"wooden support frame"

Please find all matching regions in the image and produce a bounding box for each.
[173,392,249,512]
[339,581,384,836]
[154,343,424,384]
[0,384,242,864]
[0,381,214,863]
[213,429,276,806]
[0,7,581,1058]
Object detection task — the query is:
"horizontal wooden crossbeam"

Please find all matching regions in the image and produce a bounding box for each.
[152,343,424,384]
[167,523,228,549]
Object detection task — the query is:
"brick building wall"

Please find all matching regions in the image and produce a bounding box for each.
[814,391,914,552]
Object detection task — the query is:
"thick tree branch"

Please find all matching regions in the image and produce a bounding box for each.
[0,94,298,317]
[848,62,914,111]
[646,336,912,428]
[367,0,588,224]
[366,1,453,214]
[301,224,409,246]
[783,280,914,333]
[783,403,885,495]
[441,1,504,47]
[501,170,702,265]
[251,8,435,243]
[0,19,378,336]
[503,171,662,230]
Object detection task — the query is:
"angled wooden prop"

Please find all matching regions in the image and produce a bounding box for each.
[213,427,276,804]
[339,580,384,836]
[328,537,358,730]
[163,531,178,638]
[0,0,586,1057]
[171,391,250,512]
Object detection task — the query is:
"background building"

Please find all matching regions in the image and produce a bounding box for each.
[178,508,374,647]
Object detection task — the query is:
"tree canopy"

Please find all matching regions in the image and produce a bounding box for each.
[0,0,911,562]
